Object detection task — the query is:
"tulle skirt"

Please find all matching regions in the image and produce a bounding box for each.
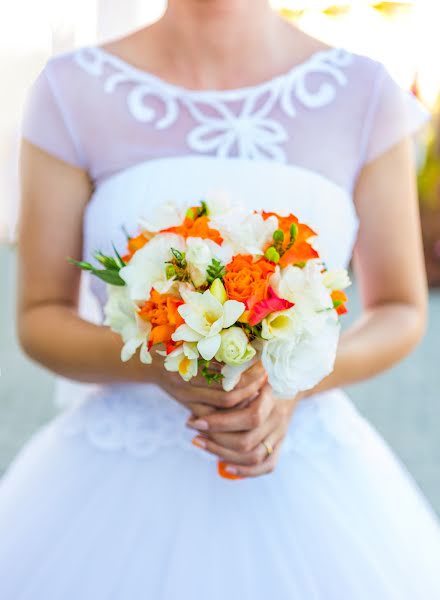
[1,387,440,600]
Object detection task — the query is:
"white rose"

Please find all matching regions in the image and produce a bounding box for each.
[262,312,340,398]
[215,327,256,366]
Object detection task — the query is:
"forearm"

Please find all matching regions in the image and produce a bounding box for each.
[18,302,152,384]
[304,301,426,398]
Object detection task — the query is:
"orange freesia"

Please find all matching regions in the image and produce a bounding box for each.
[138,289,184,349]
[224,255,276,315]
[163,213,223,245]
[262,211,319,268]
[122,233,151,263]
[331,290,348,316]
[279,241,319,268]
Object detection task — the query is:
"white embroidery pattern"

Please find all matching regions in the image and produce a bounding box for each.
[59,384,364,459]
[74,46,353,163]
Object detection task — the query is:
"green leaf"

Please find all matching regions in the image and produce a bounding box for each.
[206,258,226,284]
[200,360,224,385]
[199,200,208,217]
[66,257,93,271]
[66,257,126,286]
[94,251,124,271]
[91,269,126,286]
[111,243,126,269]
[171,247,187,268]
[121,225,131,240]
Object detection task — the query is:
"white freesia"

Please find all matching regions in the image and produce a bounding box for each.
[103,285,152,364]
[221,358,257,392]
[138,201,185,233]
[158,342,199,382]
[185,237,233,287]
[262,311,340,398]
[261,307,301,340]
[215,327,256,366]
[210,210,278,256]
[323,268,351,291]
[172,286,245,360]
[272,261,334,318]
[119,233,185,301]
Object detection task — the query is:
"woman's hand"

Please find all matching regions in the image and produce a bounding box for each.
[187,383,303,478]
[153,359,268,419]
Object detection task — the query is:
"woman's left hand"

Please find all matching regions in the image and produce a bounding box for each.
[187,384,302,478]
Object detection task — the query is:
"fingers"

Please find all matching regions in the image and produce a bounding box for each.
[192,432,269,466]
[218,441,282,479]
[187,384,274,432]
[186,402,216,419]
[191,410,284,465]
[234,361,267,390]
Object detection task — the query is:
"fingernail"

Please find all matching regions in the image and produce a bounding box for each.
[192,437,206,449]
[191,419,209,431]
[225,465,238,474]
[218,461,242,480]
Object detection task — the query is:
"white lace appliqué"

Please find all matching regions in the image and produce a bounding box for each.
[74,46,353,163]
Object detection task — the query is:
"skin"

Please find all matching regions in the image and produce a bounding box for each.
[18,0,427,479]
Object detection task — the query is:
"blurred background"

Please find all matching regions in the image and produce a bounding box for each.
[0,0,439,510]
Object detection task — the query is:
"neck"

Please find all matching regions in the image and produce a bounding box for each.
[152,0,292,86]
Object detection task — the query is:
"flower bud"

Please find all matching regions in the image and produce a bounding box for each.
[265,246,280,263]
[165,264,177,279]
[210,278,228,304]
[273,229,285,243]
[290,222,298,242]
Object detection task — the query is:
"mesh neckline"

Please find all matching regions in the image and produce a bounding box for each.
[91,45,346,101]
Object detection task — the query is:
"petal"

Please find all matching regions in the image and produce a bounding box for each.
[178,306,210,336]
[197,334,221,361]
[172,324,202,342]
[222,300,246,328]
[183,342,200,359]
[140,342,153,364]
[121,337,143,362]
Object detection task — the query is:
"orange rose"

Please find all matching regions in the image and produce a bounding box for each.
[224,255,276,315]
[138,290,184,348]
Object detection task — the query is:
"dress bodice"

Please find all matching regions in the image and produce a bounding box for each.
[20,43,430,458]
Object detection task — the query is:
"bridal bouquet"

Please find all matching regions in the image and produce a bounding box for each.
[69,195,350,398]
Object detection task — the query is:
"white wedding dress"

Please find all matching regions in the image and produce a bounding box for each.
[1,45,440,599]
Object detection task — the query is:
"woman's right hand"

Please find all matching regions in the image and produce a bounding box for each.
[152,359,268,420]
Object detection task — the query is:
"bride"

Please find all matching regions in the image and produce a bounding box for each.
[2,1,440,598]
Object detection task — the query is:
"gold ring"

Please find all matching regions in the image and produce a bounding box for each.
[261,440,274,458]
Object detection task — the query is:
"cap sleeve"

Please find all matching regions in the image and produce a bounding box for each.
[360,62,431,167]
[21,62,86,169]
